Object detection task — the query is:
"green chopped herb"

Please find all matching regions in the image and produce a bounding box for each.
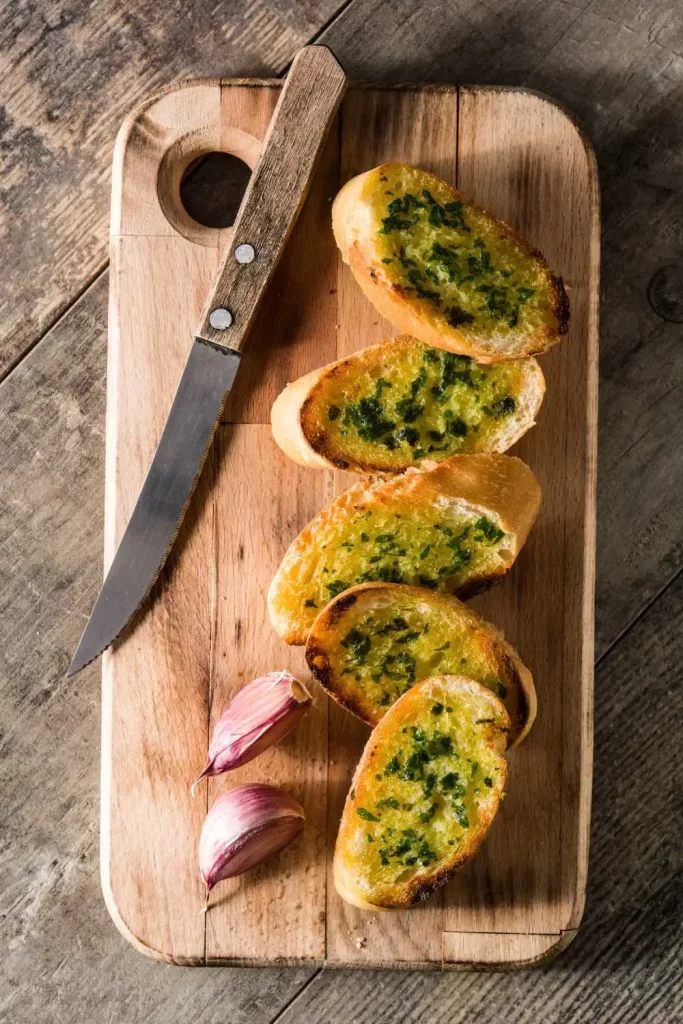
[327,580,349,599]
[447,417,468,438]
[376,797,400,810]
[356,807,380,822]
[453,804,470,829]
[446,305,475,328]
[419,802,438,823]
[422,772,437,797]
[396,426,420,446]
[473,516,504,544]
[327,405,341,421]
[341,628,371,665]
[485,395,517,418]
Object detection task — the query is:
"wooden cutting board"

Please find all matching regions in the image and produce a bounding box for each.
[101,79,598,969]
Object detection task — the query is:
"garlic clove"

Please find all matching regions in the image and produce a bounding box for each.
[199,784,305,900]
[192,671,312,793]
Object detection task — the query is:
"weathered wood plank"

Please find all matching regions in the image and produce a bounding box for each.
[251,571,683,1021]
[524,12,683,654]
[0,0,681,1014]
[327,84,459,969]
[0,275,317,1020]
[0,0,347,378]
[320,0,683,652]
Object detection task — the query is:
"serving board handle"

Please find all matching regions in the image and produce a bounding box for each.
[195,45,346,352]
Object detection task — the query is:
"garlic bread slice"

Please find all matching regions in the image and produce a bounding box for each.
[306,582,535,745]
[333,163,569,362]
[333,675,509,910]
[272,335,545,472]
[268,454,541,645]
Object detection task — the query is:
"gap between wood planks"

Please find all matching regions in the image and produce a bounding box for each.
[594,565,682,671]
[7,0,677,979]
[0,0,355,389]
[266,968,325,1024]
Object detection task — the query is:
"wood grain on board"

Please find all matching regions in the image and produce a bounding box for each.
[103,79,598,967]
[2,0,682,1017]
[443,87,598,951]
[0,0,346,380]
[326,86,458,969]
[318,0,683,660]
[195,48,346,352]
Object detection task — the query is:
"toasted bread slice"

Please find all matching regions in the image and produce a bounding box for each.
[271,335,545,472]
[332,164,569,362]
[306,582,536,745]
[333,675,509,910]
[267,454,541,645]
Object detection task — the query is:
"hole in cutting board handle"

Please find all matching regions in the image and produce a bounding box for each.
[156,126,263,245]
[180,153,252,229]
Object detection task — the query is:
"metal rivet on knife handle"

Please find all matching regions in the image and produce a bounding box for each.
[66,46,346,676]
[235,243,256,264]
[209,308,233,330]
[194,45,346,354]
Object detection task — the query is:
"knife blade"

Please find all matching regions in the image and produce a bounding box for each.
[68,46,346,675]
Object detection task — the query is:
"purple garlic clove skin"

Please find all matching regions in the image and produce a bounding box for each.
[192,671,312,793]
[199,784,305,900]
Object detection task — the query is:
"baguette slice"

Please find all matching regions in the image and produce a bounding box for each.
[332,163,569,362]
[306,582,536,746]
[268,454,541,645]
[272,335,545,472]
[334,675,509,910]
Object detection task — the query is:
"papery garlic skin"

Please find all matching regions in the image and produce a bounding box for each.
[192,671,312,793]
[199,784,305,897]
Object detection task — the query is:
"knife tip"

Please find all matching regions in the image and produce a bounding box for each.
[66,641,100,677]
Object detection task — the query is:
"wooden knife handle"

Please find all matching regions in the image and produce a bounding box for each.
[194,46,346,352]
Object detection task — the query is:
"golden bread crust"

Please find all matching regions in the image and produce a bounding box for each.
[332,164,569,363]
[305,581,536,745]
[333,675,509,909]
[271,335,546,473]
[267,454,541,645]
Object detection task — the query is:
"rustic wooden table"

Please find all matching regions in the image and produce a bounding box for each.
[1,1,681,1021]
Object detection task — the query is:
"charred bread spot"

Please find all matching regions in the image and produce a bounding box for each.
[325,590,359,624]
[499,650,529,733]
[455,571,504,600]
[305,644,331,681]
[551,275,571,334]
[405,854,473,907]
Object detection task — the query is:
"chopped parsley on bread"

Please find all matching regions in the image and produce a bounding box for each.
[271,335,545,472]
[332,163,569,362]
[306,582,535,745]
[267,454,541,645]
[333,675,509,910]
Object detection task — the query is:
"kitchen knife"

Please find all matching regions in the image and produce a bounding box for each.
[67,46,346,676]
